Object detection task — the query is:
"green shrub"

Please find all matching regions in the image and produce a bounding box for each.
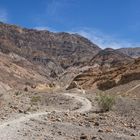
[98,94,115,112]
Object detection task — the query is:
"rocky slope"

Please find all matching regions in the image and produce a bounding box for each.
[0,22,140,92]
[68,58,140,90]
[0,22,101,76]
[61,48,135,88]
[89,48,134,68]
[0,51,49,90]
[118,47,140,58]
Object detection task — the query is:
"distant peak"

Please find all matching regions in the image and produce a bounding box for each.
[104,48,114,51]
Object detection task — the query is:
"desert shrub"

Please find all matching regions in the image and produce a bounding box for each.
[98,94,115,112]
[31,96,41,104]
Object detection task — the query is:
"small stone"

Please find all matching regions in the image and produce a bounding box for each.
[65,112,69,116]
[79,123,83,126]
[1,117,6,120]
[91,136,97,139]
[94,122,99,126]
[24,111,28,114]
[98,129,103,133]
[105,128,113,133]
[31,85,36,89]
[80,133,88,139]
[123,123,128,127]
[85,122,91,128]
[58,131,62,135]
[56,118,62,122]
[129,123,136,129]
[131,133,135,136]
[24,87,28,92]
[19,109,24,113]
[82,113,88,117]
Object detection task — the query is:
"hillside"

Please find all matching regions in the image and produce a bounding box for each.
[1,22,140,92]
[68,58,140,90]
[89,48,134,68]
[0,51,49,91]
[0,22,101,76]
[118,47,140,58]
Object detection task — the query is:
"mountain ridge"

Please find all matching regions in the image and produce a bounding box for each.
[0,22,140,91]
[0,22,101,72]
[117,47,140,58]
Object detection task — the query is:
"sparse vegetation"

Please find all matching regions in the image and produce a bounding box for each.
[31,96,41,105]
[97,94,115,112]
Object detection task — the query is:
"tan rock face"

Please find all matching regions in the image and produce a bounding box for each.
[0,52,49,90]
[68,58,140,90]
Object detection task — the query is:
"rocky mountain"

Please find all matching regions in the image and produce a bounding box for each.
[61,48,134,88]
[0,22,140,92]
[89,48,134,68]
[0,22,101,77]
[118,47,140,58]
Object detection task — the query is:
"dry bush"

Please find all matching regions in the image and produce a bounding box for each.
[97,94,115,112]
[31,96,41,105]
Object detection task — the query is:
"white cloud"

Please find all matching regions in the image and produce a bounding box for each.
[34,26,49,30]
[46,0,75,20]
[34,26,57,32]
[70,28,140,49]
[47,0,61,16]
[0,8,8,22]
[46,0,69,17]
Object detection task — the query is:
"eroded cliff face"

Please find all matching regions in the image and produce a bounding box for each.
[68,58,140,90]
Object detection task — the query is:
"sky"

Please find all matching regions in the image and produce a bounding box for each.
[0,0,140,49]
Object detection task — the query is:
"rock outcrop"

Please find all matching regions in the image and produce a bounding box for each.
[68,58,140,90]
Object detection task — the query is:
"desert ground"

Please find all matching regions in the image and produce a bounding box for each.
[0,80,139,140]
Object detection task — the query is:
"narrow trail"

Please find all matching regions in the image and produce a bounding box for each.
[65,93,92,113]
[0,93,92,130]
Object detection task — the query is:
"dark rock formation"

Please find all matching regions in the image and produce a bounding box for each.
[0,22,101,76]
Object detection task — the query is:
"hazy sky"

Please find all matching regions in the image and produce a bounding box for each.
[0,0,140,48]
